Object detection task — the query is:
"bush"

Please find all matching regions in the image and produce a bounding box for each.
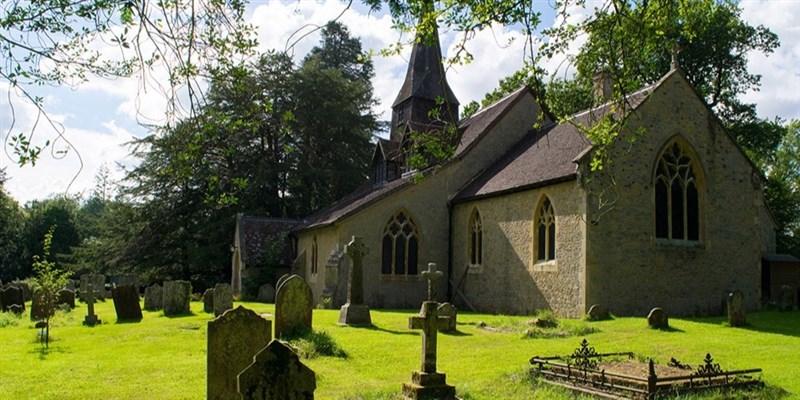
[285,329,348,359]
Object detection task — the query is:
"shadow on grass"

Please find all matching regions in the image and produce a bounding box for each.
[162,311,197,318]
[115,318,143,324]
[28,344,70,360]
[441,329,472,337]
[349,324,417,336]
[649,325,684,333]
[686,311,800,338]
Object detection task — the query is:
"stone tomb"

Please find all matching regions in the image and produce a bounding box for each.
[237,340,316,400]
[0,285,25,313]
[57,289,76,309]
[726,290,746,327]
[338,236,372,326]
[112,284,143,321]
[274,275,313,338]
[144,284,163,311]
[213,283,233,317]
[163,280,192,316]
[203,288,215,314]
[207,306,272,400]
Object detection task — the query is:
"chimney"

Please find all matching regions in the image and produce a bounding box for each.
[592,70,614,103]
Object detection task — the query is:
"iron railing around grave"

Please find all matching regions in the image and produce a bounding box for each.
[529,339,763,399]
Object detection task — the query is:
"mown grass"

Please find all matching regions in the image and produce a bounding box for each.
[0,300,798,399]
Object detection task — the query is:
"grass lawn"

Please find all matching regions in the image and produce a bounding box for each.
[0,300,798,399]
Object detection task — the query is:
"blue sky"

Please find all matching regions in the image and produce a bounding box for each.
[1,0,798,204]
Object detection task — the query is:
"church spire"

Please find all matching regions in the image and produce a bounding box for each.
[390,11,459,143]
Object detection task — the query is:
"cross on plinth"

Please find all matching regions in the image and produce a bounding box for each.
[339,236,372,326]
[82,283,101,327]
[420,263,442,302]
[409,301,451,373]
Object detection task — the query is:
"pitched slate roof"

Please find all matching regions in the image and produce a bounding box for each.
[236,216,301,264]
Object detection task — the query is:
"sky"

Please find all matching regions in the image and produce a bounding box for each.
[1,0,798,205]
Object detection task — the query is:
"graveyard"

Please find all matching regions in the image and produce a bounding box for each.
[0,295,798,399]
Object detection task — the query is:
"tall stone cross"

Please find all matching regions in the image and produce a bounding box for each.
[82,283,101,326]
[409,301,451,374]
[344,236,368,305]
[420,263,442,301]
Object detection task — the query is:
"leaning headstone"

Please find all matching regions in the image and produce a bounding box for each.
[143,284,163,311]
[726,290,746,327]
[0,286,25,313]
[647,307,668,329]
[207,306,272,400]
[256,284,275,303]
[203,288,215,314]
[437,303,457,333]
[779,285,795,311]
[237,340,316,400]
[213,283,233,317]
[112,284,143,321]
[587,304,611,321]
[83,283,101,326]
[163,280,192,316]
[274,275,313,338]
[30,289,50,321]
[56,289,76,309]
[402,301,456,400]
[338,236,372,326]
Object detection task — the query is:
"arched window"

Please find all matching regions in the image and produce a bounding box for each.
[536,197,556,262]
[469,208,483,265]
[654,141,700,241]
[381,210,420,275]
[311,235,318,274]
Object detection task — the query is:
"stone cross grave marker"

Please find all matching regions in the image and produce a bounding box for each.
[207,306,272,400]
[420,263,443,301]
[403,301,455,400]
[726,290,746,327]
[237,340,316,400]
[274,275,313,338]
[213,283,233,317]
[338,236,372,326]
[112,284,142,321]
[83,283,101,326]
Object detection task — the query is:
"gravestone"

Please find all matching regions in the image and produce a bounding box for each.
[276,274,291,293]
[437,303,457,333]
[144,284,163,311]
[237,340,316,400]
[274,275,313,338]
[80,274,106,302]
[779,285,795,311]
[83,283,101,326]
[338,236,372,326]
[647,307,668,329]
[112,284,143,321]
[213,283,233,317]
[30,289,50,321]
[9,282,31,302]
[203,288,215,313]
[587,304,611,321]
[0,286,25,313]
[726,290,746,327]
[163,280,192,316]
[207,306,272,400]
[8,304,24,315]
[256,284,275,303]
[114,274,140,293]
[402,301,455,400]
[56,289,75,309]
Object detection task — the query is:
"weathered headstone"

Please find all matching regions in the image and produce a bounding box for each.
[213,283,233,317]
[237,340,316,400]
[144,284,163,311]
[163,280,192,316]
[9,281,31,302]
[203,288,215,314]
[30,289,50,321]
[83,283,101,326]
[647,307,668,329]
[274,275,313,338]
[112,284,143,321]
[256,284,275,303]
[338,236,372,326]
[80,274,106,302]
[207,306,272,400]
[587,304,611,321]
[8,304,24,315]
[276,274,291,293]
[0,286,25,313]
[726,290,746,327]
[56,289,75,309]
[437,303,457,333]
[779,285,795,311]
[402,301,456,400]
[114,274,140,293]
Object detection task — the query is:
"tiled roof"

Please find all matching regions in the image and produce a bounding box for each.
[454,87,533,155]
[237,216,301,264]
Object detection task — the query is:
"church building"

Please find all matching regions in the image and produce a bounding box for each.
[234,28,778,317]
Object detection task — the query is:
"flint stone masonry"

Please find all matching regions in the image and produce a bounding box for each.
[256,284,275,303]
[437,303,457,333]
[144,284,163,311]
[112,284,143,321]
[237,340,316,400]
[57,289,75,309]
[207,306,272,400]
[163,280,192,316]
[0,286,25,313]
[213,283,233,317]
[203,288,215,314]
[726,290,746,327]
[647,307,668,329]
[274,275,313,338]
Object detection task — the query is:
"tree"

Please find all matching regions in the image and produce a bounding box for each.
[763,121,800,257]
[23,197,82,278]
[0,172,26,282]
[31,227,70,348]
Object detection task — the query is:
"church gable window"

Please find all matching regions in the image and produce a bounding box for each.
[654,141,701,242]
[468,208,483,266]
[381,210,420,276]
[311,235,319,275]
[536,197,556,262]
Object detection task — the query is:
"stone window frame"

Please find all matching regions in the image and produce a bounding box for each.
[532,194,557,272]
[310,235,319,276]
[653,136,704,245]
[381,208,421,278]
[468,207,484,273]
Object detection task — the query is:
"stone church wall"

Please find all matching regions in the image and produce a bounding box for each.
[452,180,586,317]
[584,72,769,316]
